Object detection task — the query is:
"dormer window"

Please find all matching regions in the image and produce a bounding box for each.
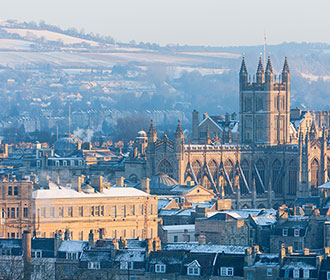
[155,264,166,273]
[66,252,79,260]
[188,267,200,276]
[221,267,234,276]
[32,250,42,258]
[282,228,288,236]
[294,229,300,237]
[187,260,201,276]
[293,269,299,278]
[120,261,133,270]
[303,269,309,279]
[88,262,100,270]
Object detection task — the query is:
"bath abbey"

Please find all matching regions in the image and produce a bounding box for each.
[125,56,330,209]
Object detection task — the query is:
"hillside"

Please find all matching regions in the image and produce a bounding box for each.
[0,20,330,115]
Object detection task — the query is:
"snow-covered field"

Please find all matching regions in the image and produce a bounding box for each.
[0,39,34,50]
[299,72,330,82]
[181,51,241,59]
[0,50,209,68]
[3,28,99,46]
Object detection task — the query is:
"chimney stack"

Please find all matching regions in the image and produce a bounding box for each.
[324,247,330,259]
[280,244,286,264]
[198,232,206,244]
[153,237,161,251]
[91,176,104,193]
[147,238,153,254]
[88,230,94,248]
[72,176,82,192]
[141,178,150,193]
[64,229,71,240]
[116,177,125,187]
[22,230,31,280]
[245,248,253,266]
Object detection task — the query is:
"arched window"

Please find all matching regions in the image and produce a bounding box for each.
[202,175,212,190]
[240,160,250,194]
[192,160,202,179]
[272,160,283,196]
[224,159,234,194]
[255,159,265,194]
[129,174,138,183]
[208,160,217,180]
[158,159,174,178]
[311,159,320,196]
[327,157,330,181]
[288,160,298,195]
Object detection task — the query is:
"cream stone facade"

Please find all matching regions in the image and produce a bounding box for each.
[0,181,33,238]
[0,178,159,241]
[135,57,330,209]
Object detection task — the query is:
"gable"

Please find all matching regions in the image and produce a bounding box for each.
[187,259,201,268]
[185,186,215,197]
[199,117,222,132]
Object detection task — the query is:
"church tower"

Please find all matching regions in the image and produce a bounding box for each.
[239,56,291,145]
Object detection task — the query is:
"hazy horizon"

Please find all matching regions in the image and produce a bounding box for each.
[1,0,330,47]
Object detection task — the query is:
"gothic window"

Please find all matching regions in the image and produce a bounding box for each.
[288,160,298,195]
[255,159,265,194]
[245,97,252,111]
[274,97,278,110]
[245,118,252,128]
[224,159,234,194]
[256,97,263,111]
[208,160,217,180]
[192,160,202,179]
[311,159,320,196]
[240,160,249,194]
[272,160,283,196]
[327,157,330,181]
[158,159,174,178]
[202,175,211,190]
[274,116,278,140]
[256,118,263,128]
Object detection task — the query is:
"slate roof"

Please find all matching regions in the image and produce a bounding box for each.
[58,240,88,252]
[292,197,320,208]
[164,243,248,255]
[213,254,245,276]
[183,252,216,276]
[80,249,111,262]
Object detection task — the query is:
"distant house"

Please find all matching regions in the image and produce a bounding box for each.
[159,224,195,243]
[270,218,309,252]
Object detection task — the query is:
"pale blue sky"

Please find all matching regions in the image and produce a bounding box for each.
[1,0,329,46]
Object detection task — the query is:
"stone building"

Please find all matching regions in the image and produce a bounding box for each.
[0,177,158,241]
[0,180,33,239]
[195,212,250,246]
[138,56,330,209]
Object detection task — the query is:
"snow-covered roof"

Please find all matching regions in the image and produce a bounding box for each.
[58,240,88,252]
[162,224,195,231]
[158,198,174,210]
[251,215,277,226]
[199,115,222,131]
[318,181,330,189]
[33,186,150,199]
[165,243,248,254]
[115,249,145,262]
[282,261,316,270]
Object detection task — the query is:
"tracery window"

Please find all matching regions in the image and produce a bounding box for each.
[158,159,174,178]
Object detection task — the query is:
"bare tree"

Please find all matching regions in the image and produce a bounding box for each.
[113,115,149,144]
